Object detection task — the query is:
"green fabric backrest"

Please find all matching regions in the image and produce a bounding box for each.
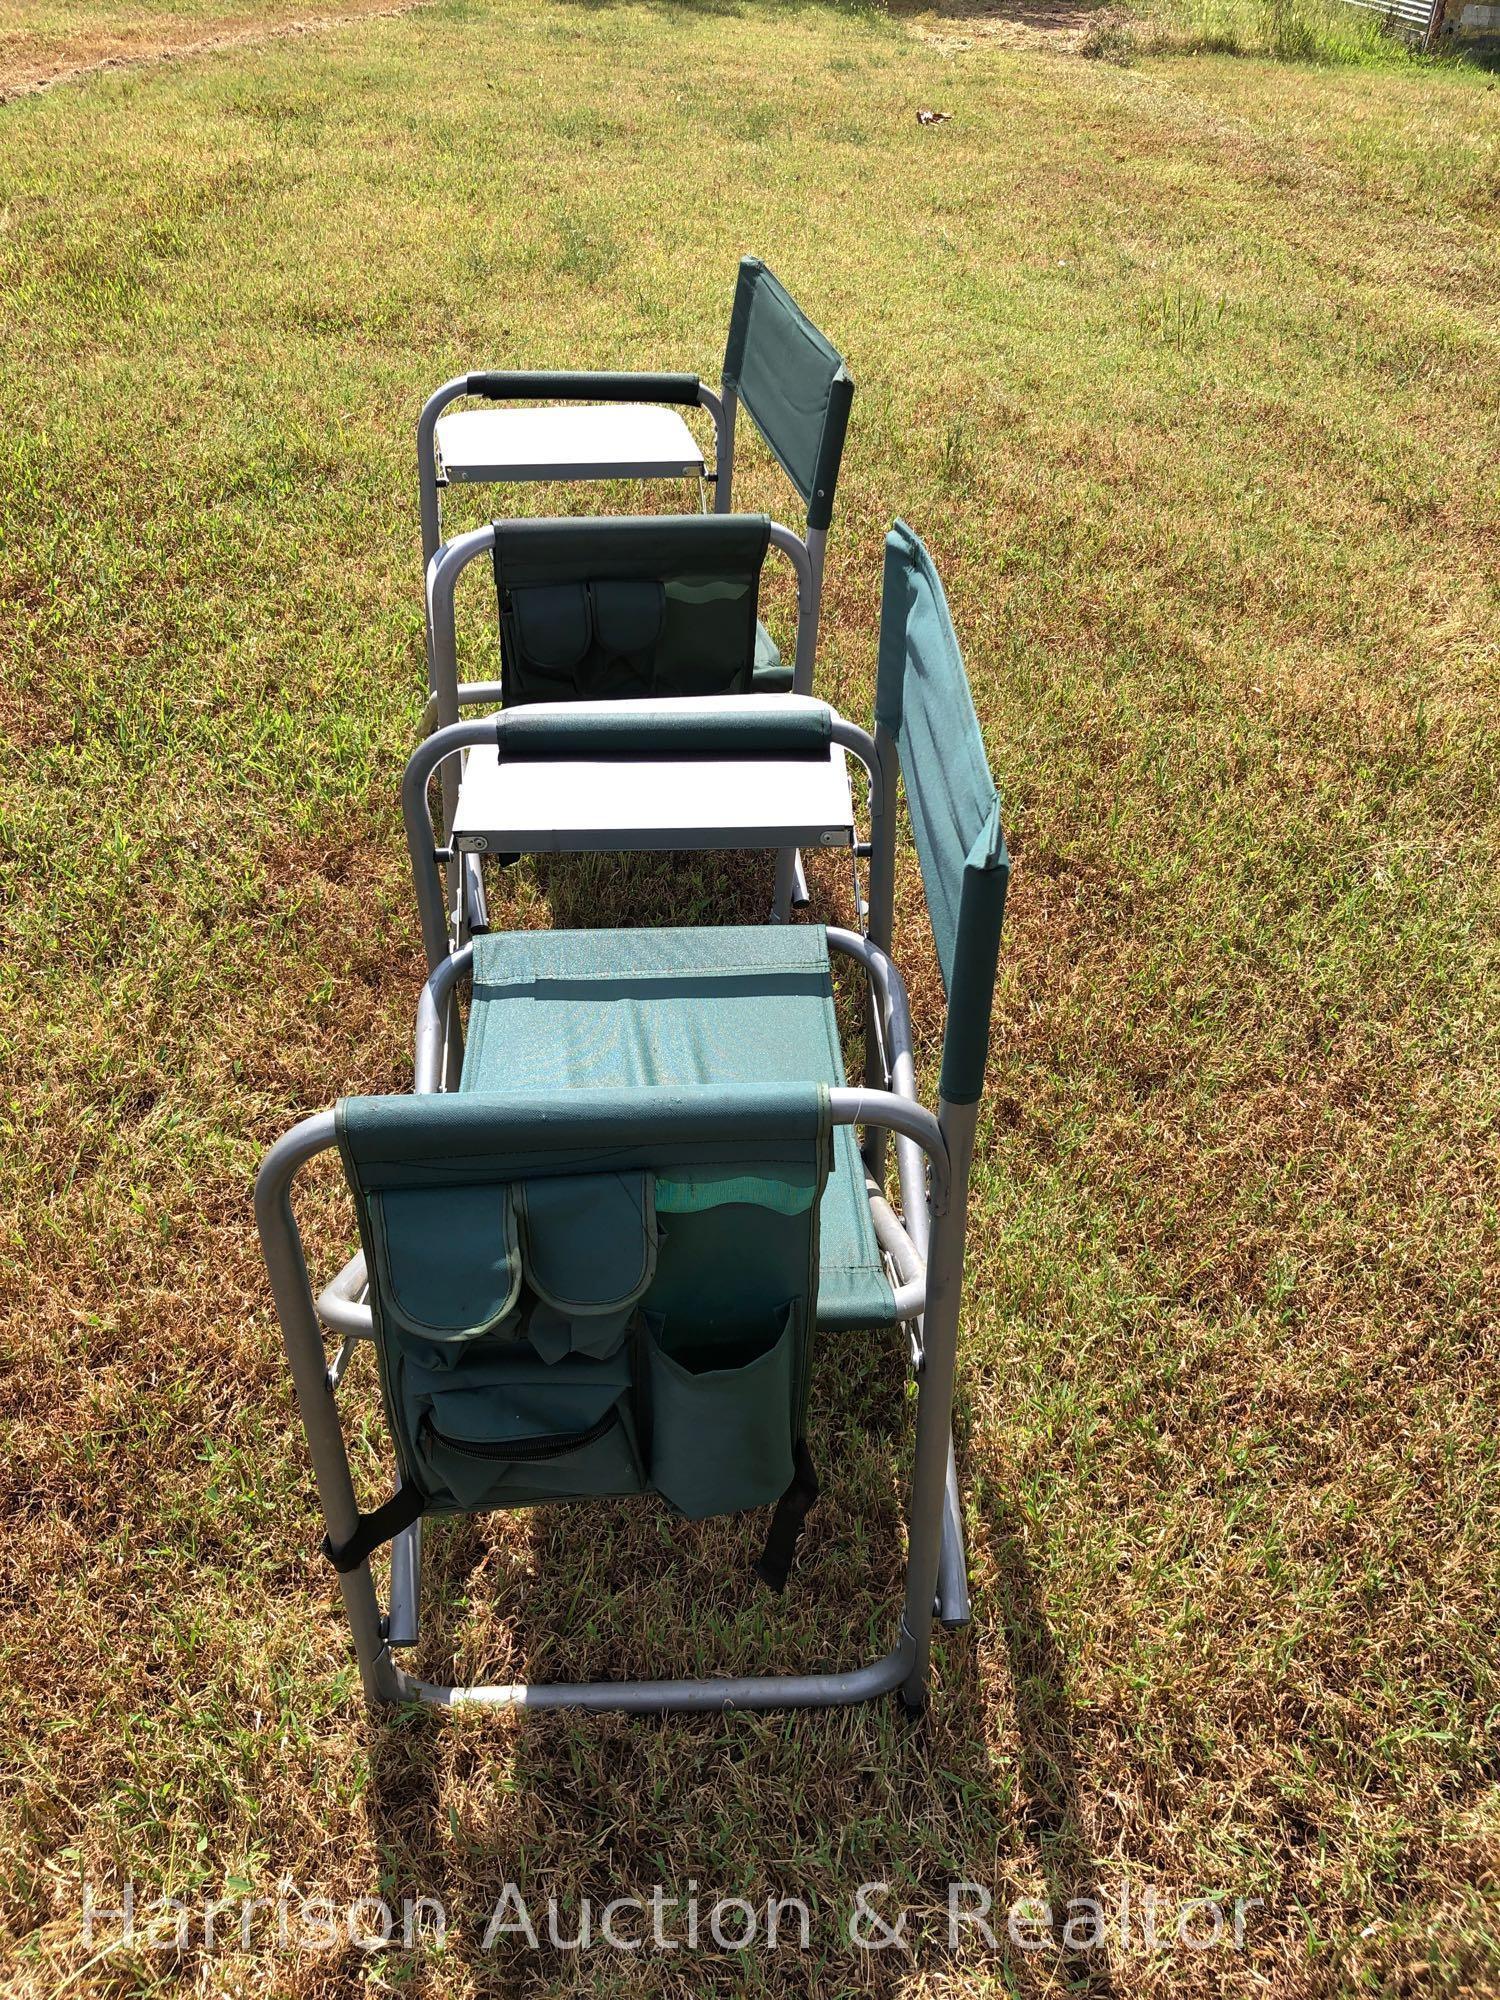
[492,514,771,706]
[875,523,1010,1106]
[338,1084,829,1366]
[721,258,853,532]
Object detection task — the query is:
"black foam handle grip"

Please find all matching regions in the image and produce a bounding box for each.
[465,370,702,406]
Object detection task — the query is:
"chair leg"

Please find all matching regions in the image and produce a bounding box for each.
[257,1125,410,1707]
[898,1097,978,1712]
[791,849,810,909]
[461,852,489,936]
[772,847,796,923]
[936,1435,972,1629]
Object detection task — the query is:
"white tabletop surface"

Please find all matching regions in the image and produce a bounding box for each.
[435,404,706,484]
[450,697,855,855]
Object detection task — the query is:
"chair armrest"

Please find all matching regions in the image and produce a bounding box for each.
[464,370,704,406]
[491,698,834,763]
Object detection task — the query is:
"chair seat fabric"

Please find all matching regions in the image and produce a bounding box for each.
[461,924,898,1332]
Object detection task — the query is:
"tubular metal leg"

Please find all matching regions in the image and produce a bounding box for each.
[772,847,795,924]
[461,852,489,936]
[791,850,810,909]
[898,1097,978,1713]
[255,1116,406,1704]
[387,1516,422,1649]
[937,1440,971,1629]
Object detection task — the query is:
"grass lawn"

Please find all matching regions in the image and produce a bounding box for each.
[1,1,1497,1993]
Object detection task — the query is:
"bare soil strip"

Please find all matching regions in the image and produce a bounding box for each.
[0,0,431,103]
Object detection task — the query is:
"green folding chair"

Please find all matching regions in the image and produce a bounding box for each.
[417,256,856,703]
[256,525,1008,1713]
[423,511,824,934]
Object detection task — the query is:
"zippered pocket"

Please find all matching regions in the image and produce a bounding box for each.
[411,1353,642,1512]
[422,1405,622,1464]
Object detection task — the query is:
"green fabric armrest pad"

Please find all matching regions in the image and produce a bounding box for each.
[493,513,770,588]
[876,521,1011,1105]
[492,702,831,761]
[337,1083,829,1189]
[721,257,853,530]
[465,371,702,405]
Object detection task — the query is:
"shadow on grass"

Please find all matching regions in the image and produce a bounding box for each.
[357,1366,1117,1992]
[986,1489,1119,1995]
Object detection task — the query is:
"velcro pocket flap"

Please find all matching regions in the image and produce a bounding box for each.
[510,584,593,673]
[518,1171,658,1363]
[370,1183,522,1353]
[590,579,664,661]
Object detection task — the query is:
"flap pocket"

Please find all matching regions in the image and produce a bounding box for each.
[369,1183,522,1355]
[510,583,593,673]
[590,579,664,661]
[518,1171,657,1362]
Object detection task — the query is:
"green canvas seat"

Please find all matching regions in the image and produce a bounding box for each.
[459,923,897,1334]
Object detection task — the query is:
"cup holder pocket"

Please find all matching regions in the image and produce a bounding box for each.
[412,1353,642,1512]
[646,1306,798,1520]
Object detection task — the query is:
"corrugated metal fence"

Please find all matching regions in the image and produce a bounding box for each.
[1340,0,1442,42]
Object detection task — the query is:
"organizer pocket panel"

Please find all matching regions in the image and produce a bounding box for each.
[517,1171,657,1362]
[370,1182,522,1359]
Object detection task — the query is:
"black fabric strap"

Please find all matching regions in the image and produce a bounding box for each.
[753,1439,819,1593]
[322,1484,426,1575]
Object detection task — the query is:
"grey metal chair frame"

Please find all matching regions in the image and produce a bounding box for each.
[256,1019,974,1717]
[417,254,852,634]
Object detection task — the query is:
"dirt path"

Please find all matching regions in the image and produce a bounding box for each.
[0,0,431,104]
[907,0,1130,53]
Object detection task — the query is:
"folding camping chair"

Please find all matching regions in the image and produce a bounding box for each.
[422,511,823,937]
[256,524,1008,1714]
[417,256,855,697]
